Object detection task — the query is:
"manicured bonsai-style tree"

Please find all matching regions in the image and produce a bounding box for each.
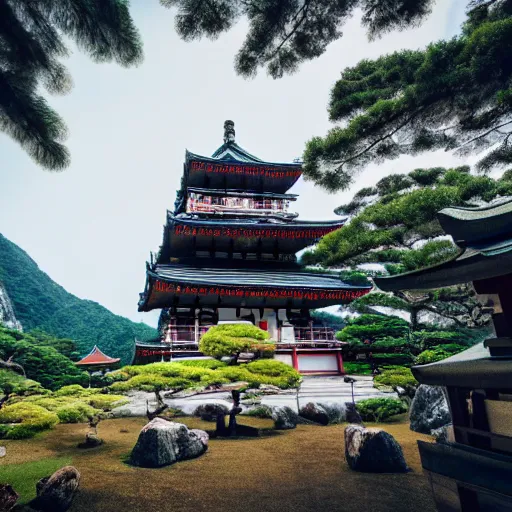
[199,324,275,363]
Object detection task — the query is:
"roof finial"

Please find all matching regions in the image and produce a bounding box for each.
[223,120,235,144]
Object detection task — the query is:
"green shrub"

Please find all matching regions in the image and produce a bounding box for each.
[0,402,59,439]
[0,369,46,396]
[356,398,407,422]
[177,359,227,369]
[200,324,275,359]
[372,353,414,365]
[371,337,409,350]
[243,405,273,418]
[86,394,127,410]
[374,367,418,389]
[342,362,372,375]
[102,370,130,384]
[56,402,100,423]
[54,384,90,397]
[415,348,453,365]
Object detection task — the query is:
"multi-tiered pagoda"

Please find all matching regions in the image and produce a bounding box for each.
[136,121,371,374]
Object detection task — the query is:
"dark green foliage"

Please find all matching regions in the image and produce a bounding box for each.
[0,326,88,390]
[27,329,80,361]
[371,353,414,365]
[0,234,157,364]
[162,0,434,79]
[415,343,466,365]
[350,293,410,314]
[342,362,372,375]
[303,2,512,190]
[0,369,45,396]
[0,0,142,170]
[310,310,346,330]
[356,397,408,422]
[337,314,409,343]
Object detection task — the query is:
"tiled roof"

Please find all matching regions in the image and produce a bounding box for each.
[76,346,120,366]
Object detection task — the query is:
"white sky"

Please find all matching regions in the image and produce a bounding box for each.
[0,0,469,328]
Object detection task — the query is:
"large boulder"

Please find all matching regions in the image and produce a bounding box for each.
[130,418,208,468]
[0,484,18,511]
[33,466,80,512]
[299,403,329,425]
[272,406,298,430]
[193,403,229,422]
[344,425,408,473]
[409,385,451,435]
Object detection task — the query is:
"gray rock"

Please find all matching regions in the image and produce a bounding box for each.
[299,403,329,425]
[84,432,103,448]
[344,425,408,473]
[0,446,5,458]
[33,466,80,512]
[410,385,451,435]
[258,384,282,394]
[271,406,298,430]
[193,403,229,422]
[319,403,346,424]
[130,418,208,468]
[345,402,364,425]
[0,484,18,511]
[431,424,453,443]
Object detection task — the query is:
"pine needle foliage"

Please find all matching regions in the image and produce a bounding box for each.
[162,0,434,79]
[303,1,512,190]
[0,0,142,170]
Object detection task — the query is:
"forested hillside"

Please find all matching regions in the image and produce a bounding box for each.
[0,234,156,364]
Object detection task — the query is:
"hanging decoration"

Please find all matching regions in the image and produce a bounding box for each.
[173,224,340,239]
[189,159,302,179]
[153,280,370,302]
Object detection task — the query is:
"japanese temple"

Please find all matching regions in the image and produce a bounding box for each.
[75,345,120,371]
[136,121,372,374]
[375,199,512,511]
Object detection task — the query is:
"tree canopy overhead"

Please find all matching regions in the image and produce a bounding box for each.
[303,0,512,191]
[1,0,143,170]
[162,0,435,79]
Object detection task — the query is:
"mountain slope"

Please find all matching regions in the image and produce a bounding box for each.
[0,234,156,364]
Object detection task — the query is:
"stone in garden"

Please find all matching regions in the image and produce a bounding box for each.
[319,403,346,424]
[193,403,229,421]
[0,484,18,511]
[431,424,454,443]
[33,466,80,512]
[299,403,329,425]
[258,384,282,394]
[409,384,451,435]
[85,432,103,447]
[0,446,5,457]
[271,406,298,430]
[344,425,408,473]
[345,402,364,425]
[130,418,208,468]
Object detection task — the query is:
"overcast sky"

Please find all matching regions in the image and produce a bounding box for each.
[1,0,469,328]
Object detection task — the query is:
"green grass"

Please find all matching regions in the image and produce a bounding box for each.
[0,456,72,504]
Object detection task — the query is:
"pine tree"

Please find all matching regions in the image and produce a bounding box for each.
[162,0,436,78]
[0,0,142,170]
[303,0,512,191]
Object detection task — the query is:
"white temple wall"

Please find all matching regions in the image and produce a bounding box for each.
[274,353,293,367]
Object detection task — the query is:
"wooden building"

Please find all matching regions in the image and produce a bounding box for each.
[375,199,512,511]
[136,121,372,373]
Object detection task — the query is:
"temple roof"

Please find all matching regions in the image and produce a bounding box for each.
[375,198,512,291]
[411,340,512,388]
[138,263,372,311]
[76,345,120,367]
[158,214,345,260]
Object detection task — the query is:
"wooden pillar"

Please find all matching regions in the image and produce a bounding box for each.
[292,346,299,371]
[337,351,344,375]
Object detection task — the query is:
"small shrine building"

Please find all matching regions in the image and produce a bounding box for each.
[75,345,120,372]
[136,121,372,374]
[375,199,512,511]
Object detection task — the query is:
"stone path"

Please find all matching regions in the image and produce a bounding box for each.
[111,375,396,417]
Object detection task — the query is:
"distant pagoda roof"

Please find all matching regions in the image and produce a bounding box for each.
[76,346,120,367]
[158,214,345,260]
[375,198,512,291]
[182,120,302,194]
[138,263,372,312]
